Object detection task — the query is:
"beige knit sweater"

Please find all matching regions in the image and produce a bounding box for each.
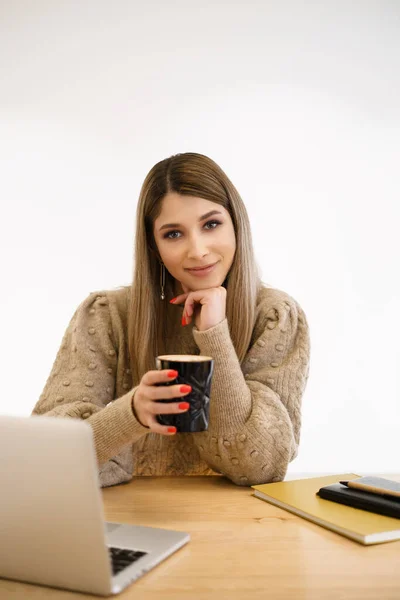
[32,285,310,488]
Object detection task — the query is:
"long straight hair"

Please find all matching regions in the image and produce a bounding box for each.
[128,153,262,386]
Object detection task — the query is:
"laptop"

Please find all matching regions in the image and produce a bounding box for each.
[0,415,189,595]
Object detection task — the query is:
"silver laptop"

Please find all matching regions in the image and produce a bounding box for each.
[0,415,189,596]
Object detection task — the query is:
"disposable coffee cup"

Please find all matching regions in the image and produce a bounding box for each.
[155,354,214,432]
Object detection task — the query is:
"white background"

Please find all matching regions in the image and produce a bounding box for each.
[1,1,399,475]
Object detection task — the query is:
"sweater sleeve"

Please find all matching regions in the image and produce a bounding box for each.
[190,293,310,486]
[31,292,149,487]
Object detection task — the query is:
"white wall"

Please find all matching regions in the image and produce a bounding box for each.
[1,1,399,474]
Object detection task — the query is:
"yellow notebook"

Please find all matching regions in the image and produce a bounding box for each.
[252,473,400,545]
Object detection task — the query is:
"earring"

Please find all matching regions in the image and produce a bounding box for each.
[160,262,165,300]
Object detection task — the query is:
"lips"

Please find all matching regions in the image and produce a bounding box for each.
[186,262,218,271]
[185,262,219,278]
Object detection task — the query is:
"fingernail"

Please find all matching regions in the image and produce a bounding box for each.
[170,297,177,303]
[181,315,187,326]
[167,370,178,378]
[179,402,190,410]
[180,385,191,393]
[168,426,177,434]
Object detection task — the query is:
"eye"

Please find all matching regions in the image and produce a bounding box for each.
[204,219,221,230]
[163,219,222,240]
[163,230,181,240]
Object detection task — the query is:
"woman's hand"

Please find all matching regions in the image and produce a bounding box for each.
[132,369,191,434]
[170,285,227,331]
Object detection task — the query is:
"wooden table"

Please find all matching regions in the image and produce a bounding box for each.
[1,476,400,599]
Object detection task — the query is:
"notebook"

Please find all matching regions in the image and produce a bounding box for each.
[252,474,400,545]
[317,483,400,519]
[0,415,189,596]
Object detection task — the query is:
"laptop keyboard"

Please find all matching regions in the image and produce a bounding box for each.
[109,546,148,576]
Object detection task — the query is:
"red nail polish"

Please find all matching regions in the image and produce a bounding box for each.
[168,426,177,434]
[180,385,191,393]
[167,370,178,378]
[181,315,187,326]
[179,402,190,410]
[170,297,177,303]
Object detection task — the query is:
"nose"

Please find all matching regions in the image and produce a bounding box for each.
[186,232,209,260]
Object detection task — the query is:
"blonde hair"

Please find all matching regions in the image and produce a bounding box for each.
[128,152,262,386]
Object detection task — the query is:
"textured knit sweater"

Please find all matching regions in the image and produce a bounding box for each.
[32,285,310,488]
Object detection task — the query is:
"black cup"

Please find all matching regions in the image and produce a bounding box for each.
[156,354,214,432]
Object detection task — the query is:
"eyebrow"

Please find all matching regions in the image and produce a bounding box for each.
[158,210,223,232]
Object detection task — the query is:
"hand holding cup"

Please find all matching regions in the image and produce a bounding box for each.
[131,369,192,435]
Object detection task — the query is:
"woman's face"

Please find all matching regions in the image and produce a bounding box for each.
[153,192,236,293]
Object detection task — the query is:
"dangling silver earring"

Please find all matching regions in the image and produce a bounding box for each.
[160,262,166,300]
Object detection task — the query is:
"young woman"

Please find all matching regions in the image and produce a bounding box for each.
[33,153,310,488]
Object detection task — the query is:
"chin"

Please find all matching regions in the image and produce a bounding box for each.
[186,277,226,291]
